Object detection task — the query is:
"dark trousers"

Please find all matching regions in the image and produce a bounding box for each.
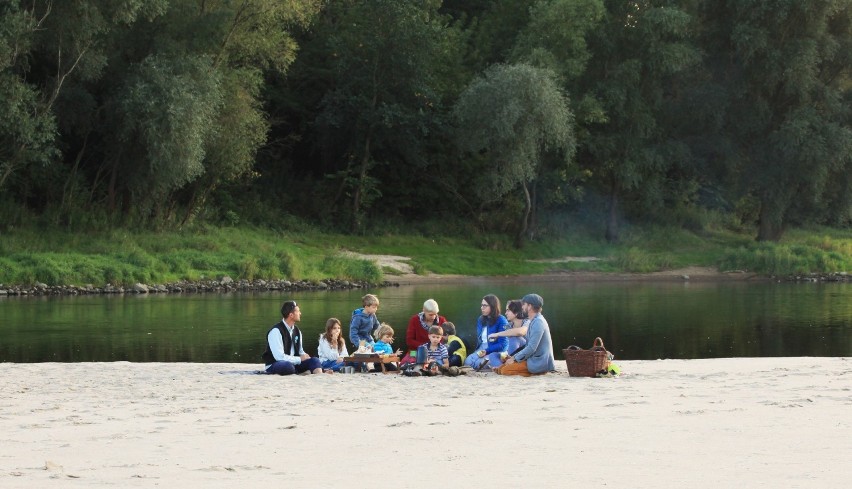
[266,357,322,375]
[449,354,463,367]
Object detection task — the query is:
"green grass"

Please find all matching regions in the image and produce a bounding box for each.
[0,222,849,287]
[718,226,852,275]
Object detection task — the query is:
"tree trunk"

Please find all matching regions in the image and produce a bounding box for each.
[351,135,371,234]
[756,199,784,241]
[605,186,619,243]
[515,181,532,248]
[107,164,118,212]
[529,180,538,240]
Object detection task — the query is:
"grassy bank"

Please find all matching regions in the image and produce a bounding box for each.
[0,224,850,287]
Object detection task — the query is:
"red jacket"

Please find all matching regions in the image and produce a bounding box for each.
[405,313,446,352]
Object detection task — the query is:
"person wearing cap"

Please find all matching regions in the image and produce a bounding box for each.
[262,300,324,375]
[496,293,555,376]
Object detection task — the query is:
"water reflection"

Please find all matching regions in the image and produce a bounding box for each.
[1,280,849,362]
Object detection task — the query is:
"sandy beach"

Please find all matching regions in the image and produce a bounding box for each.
[1,358,849,488]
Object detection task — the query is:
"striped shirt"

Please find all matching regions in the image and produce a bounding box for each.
[423,343,448,364]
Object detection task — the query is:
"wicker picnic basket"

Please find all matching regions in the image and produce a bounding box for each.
[563,337,610,377]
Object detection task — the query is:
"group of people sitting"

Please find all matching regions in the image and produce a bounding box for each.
[261,292,556,377]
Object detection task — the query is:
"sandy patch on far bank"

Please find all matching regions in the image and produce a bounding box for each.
[343,251,415,274]
[345,251,762,285]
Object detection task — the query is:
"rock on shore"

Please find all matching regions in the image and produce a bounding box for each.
[0,277,399,297]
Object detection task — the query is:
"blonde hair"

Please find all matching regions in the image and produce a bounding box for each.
[362,294,380,307]
[374,323,394,340]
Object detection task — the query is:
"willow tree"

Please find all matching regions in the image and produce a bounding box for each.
[453,63,575,247]
[699,0,852,240]
[0,0,167,200]
[0,3,56,193]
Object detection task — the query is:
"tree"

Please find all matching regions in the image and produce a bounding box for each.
[576,0,699,242]
[453,63,575,247]
[314,0,454,232]
[699,0,852,240]
[108,54,223,216]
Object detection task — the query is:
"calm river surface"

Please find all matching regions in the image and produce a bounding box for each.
[1,279,850,362]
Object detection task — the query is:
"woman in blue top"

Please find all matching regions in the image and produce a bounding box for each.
[464,294,508,370]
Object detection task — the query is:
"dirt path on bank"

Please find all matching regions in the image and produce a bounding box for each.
[345,252,764,285]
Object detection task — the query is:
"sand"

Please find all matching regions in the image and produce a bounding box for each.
[1,358,849,488]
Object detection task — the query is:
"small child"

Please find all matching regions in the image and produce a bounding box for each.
[416,325,449,375]
[442,322,467,367]
[349,293,380,350]
[374,323,403,355]
[372,323,402,371]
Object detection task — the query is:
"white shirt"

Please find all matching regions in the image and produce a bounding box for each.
[267,320,305,364]
[317,336,349,363]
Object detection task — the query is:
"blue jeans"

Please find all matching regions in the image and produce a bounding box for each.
[465,350,502,369]
[266,357,322,375]
[321,359,345,372]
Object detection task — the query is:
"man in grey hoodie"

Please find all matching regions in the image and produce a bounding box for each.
[497,293,555,376]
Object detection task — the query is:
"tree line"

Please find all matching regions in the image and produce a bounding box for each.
[1,0,850,244]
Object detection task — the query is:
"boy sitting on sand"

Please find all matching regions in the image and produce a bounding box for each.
[417,325,449,376]
[442,322,467,367]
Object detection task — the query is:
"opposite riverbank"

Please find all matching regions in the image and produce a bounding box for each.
[2,265,851,297]
[1,357,849,488]
[1,224,849,295]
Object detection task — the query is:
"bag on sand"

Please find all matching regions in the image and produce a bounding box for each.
[563,337,613,378]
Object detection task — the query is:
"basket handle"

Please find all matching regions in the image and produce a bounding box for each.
[593,337,605,349]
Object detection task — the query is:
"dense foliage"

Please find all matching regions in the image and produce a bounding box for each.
[1,0,850,242]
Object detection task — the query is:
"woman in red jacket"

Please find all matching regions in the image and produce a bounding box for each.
[404,298,446,361]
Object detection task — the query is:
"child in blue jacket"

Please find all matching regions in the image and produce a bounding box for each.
[349,293,381,350]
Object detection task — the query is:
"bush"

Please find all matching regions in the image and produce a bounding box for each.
[718,243,849,275]
[163,255,190,275]
[277,250,300,279]
[611,247,673,273]
[238,257,259,280]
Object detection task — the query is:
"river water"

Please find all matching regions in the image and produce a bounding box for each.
[1,279,849,363]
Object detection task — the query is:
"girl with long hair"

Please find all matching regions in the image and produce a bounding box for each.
[317,318,349,372]
[464,294,508,371]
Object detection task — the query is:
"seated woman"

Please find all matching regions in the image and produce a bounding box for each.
[403,299,446,363]
[486,299,527,369]
[464,294,508,371]
[317,318,349,372]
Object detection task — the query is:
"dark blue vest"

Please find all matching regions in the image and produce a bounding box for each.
[261,321,302,366]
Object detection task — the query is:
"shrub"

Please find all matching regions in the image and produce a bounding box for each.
[238,257,259,280]
[612,248,658,273]
[277,250,300,279]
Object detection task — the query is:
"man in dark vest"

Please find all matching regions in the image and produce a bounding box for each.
[262,300,324,375]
